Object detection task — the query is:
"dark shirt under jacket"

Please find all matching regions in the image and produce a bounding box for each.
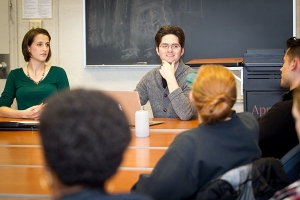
[258,90,299,159]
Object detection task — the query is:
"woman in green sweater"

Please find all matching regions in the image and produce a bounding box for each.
[0,28,70,119]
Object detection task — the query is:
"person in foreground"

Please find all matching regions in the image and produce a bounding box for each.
[39,89,152,200]
[0,28,69,119]
[258,37,300,158]
[270,85,300,199]
[135,25,197,120]
[131,65,262,200]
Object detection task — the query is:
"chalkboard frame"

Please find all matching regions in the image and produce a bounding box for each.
[83,0,294,68]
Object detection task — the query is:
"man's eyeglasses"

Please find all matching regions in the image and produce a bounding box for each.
[159,44,181,50]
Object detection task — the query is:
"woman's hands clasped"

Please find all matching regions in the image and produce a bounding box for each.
[23,103,46,120]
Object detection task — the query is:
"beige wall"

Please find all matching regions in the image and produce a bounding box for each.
[4,0,157,114]
[13,0,151,91]
[297,0,300,35]
[2,0,299,114]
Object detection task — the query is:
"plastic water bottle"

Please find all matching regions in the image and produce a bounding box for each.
[135,106,149,137]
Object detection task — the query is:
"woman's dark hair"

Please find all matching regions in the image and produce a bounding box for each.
[155,25,185,47]
[22,28,52,62]
[39,89,131,188]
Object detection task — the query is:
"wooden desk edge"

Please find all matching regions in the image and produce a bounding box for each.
[186,57,243,65]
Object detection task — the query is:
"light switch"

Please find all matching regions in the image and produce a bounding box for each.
[29,20,42,30]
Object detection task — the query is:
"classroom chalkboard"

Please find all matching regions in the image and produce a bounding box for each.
[84,0,293,67]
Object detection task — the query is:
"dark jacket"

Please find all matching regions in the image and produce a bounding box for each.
[258,90,299,158]
[59,189,153,200]
[196,158,290,200]
[131,112,261,200]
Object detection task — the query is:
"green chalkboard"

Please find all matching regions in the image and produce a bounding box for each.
[84,0,293,67]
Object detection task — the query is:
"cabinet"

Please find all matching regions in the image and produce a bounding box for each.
[0,0,9,54]
[243,49,288,118]
[0,0,10,78]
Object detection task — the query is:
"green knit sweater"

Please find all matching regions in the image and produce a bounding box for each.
[0,66,70,110]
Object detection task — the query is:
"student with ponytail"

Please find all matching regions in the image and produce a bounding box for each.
[131,65,261,200]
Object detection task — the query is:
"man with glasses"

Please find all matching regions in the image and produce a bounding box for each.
[135,25,197,120]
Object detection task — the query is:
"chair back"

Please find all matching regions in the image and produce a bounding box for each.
[196,158,289,200]
[281,143,300,183]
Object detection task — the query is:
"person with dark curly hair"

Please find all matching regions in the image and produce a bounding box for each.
[39,89,152,200]
[135,25,197,120]
[131,65,261,200]
[0,28,69,119]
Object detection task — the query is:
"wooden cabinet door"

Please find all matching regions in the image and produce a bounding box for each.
[0,0,9,54]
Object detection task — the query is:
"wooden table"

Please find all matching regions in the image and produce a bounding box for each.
[0,118,198,199]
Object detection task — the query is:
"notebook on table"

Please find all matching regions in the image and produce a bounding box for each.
[0,121,39,130]
[102,90,164,126]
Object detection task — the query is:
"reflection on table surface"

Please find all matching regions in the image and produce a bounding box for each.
[0,117,198,198]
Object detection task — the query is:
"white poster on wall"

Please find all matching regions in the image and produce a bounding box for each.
[22,0,52,19]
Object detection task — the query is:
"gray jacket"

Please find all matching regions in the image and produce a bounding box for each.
[135,59,197,120]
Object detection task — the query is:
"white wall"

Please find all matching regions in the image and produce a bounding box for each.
[297,0,300,36]
[7,0,157,114]
[13,0,151,91]
[4,0,299,115]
